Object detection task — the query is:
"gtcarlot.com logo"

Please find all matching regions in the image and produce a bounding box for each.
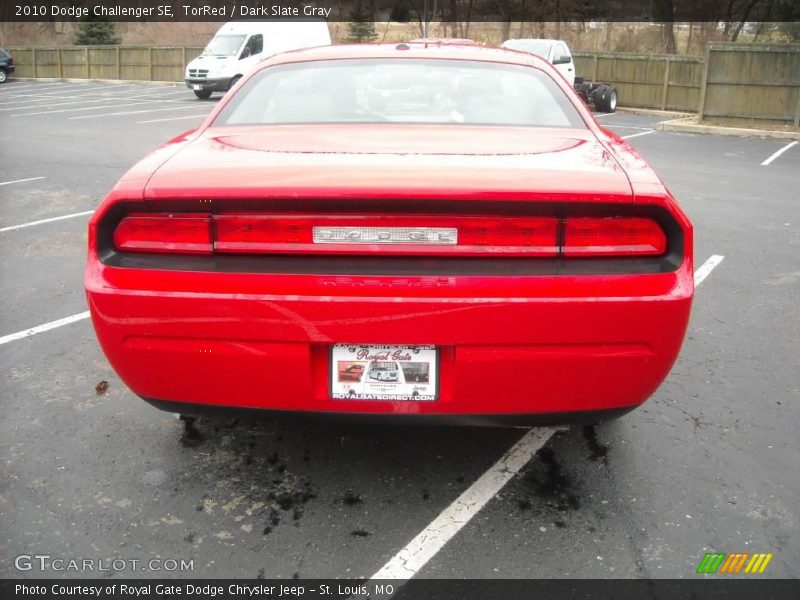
[14,554,194,572]
[696,552,773,574]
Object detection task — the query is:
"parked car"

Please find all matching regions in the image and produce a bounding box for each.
[86,42,693,425]
[502,38,618,112]
[367,362,400,383]
[0,48,15,83]
[184,21,331,99]
[338,363,365,382]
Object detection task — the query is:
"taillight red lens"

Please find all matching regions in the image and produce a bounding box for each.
[457,216,559,255]
[113,213,666,258]
[562,217,666,256]
[114,213,212,254]
[214,215,312,254]
[215,214,559,256]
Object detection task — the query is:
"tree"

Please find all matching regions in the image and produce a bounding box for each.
[75,16,119,45]
[654,0,677,53]
[346,0,378,42]
[389,0,412,22]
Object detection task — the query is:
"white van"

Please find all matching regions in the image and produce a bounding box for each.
[185,21,331,99]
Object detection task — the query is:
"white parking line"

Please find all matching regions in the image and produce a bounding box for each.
[761,141,798,166]
[12,86,182,101]
[0,176,46,187]
[69,104,209,120]
[0,97,107,109]
[0,94,191,112]
[0,83,138,98]
[0,87,149,103]
[0,210,94,233]
[0,312,91,347]
[610,124,656,131]
[366,255,724,584]
[369,427,556,580]
[0,82,97,93]
[0,84,122,101]
[136,113,212,124]
[694,255,725,286]
[12,101,154,117]
[621,130,656,140]
[0,83,52,91]
[1,99,128,112]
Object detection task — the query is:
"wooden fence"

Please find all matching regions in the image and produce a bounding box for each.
[7,43,800,126]
[699,44,800,126]
[8,46,204,82]
[573,52,704,113]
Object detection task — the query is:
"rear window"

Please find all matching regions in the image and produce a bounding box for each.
[214,59,585,128]
[0,49,9,59]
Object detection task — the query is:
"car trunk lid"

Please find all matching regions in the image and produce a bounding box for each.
[144,124,633,201]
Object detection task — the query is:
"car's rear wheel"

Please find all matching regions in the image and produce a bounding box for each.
[0,69,8,84]
[593,85,617,113]
[193,88,212,99]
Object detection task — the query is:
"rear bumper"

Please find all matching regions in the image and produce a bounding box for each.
[146,399,635,427]
[86,260,693,419]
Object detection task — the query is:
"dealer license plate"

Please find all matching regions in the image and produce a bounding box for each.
[330,344,438,401]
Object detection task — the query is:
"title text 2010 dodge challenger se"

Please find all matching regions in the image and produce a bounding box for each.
[85,43,693,425]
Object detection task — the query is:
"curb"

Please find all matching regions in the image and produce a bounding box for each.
[617,107,694,118]
[13,77,182,87]
[658,117,800,140]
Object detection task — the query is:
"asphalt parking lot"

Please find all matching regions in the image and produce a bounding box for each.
[0,80,798,581]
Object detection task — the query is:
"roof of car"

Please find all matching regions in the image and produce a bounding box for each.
[408,38,478,45]
[259,42,550,70]
[503,38,561,44]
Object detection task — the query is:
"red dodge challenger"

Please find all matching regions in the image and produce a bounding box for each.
[85,43,693,425]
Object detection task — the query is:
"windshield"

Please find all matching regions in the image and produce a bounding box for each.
[214,59,585,128]
[203,35,246,57]
[502,40,554,59]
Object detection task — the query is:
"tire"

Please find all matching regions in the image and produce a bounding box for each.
[193,88,212,99]
[0,69,8,84]
[593,85,617,113]
[227,75,242,91]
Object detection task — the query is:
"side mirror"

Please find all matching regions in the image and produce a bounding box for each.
[240,47,252,60]
[552,55,571,65]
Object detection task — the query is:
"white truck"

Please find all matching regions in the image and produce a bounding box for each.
[501,38,618,112]
[185,21,331,99]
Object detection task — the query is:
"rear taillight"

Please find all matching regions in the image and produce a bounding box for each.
[215,214,559,256]
[562,217,667,256]
[114,213,212,255]
[113,213,667,258]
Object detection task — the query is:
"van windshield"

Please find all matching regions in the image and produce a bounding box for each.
[214,59,585,128]
[203,35,246,57]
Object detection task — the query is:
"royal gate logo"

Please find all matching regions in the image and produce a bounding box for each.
[696,552,773,574]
